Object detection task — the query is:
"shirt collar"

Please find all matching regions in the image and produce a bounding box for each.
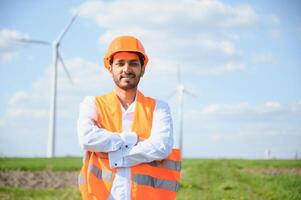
[115,90,138,114]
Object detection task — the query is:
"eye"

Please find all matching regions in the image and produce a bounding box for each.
[116,62,125,67]
[129,62,140,67]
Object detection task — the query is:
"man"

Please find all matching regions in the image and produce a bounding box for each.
[77,35,181,200]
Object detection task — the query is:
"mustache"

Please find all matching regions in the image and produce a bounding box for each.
[120,73,136,79]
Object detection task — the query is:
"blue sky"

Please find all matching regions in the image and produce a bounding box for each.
[0,0,300,158]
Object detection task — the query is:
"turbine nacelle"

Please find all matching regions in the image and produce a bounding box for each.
[177,84,185,93]
[52,41,60,48]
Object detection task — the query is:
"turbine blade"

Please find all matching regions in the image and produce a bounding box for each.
[55,12,79,43]
[15,38,51,46]
[166,90,177,100]
[184,89,198,98]
[58,52,74,85]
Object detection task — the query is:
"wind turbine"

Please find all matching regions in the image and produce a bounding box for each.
[168,65,196,155]
[15,13,78,157]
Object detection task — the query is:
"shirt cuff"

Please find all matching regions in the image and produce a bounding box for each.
[119,131,138,146]
[108,143,135,168]
[108,148,123,168]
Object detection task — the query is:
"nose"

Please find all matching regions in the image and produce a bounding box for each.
[123,62,131,73]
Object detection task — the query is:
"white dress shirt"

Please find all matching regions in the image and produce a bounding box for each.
[77,93,173,200]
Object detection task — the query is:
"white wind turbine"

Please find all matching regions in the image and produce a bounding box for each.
[168,66,196,155]
[15,13,78,157]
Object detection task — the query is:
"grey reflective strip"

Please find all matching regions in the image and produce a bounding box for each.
[148,160,181,171]
[88,164,113,181]
[78,173,86,186]
[102,168,113,181]
[133,174,179,192]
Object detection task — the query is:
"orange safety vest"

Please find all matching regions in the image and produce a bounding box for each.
[78,91,181,200]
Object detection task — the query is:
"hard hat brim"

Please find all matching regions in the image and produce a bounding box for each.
[103,51,148,70]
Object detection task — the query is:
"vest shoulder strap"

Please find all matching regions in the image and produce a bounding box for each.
[132,91,156,138]
[95,91,122,132]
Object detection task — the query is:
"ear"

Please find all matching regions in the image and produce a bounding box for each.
[108,65,113,74]
[140,65,146,77]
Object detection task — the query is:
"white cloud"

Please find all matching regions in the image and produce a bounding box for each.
[291,100,301,112]
[201,102,250,115]
[0,51,15,63]
[1,57,112,126]
[237,126,301,137]
[203,62,246,75]
[7,106,48,118]
[76,0,258,29]
[0,29,26,46]
[194,36,236,56]
[173,61,246,75]
[0,57,112,156]
[75,0,260,76]
[0,119,5,127]
[218,4,258,27]
[0,29,27,63]
[183,100,301,150]
[146,58,246,76]
[5,91,48,118]
[258,101,281,114]
[187,100,301,120]
[253,52,279,65]
[58,57,111,91]
[8,91,29,106]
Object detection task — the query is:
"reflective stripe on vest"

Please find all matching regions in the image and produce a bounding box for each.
[130,148,181,200]
[148,159,181,171]
[78,91,181,200]
[88,164,113,182]
[78,173,86,186]
[133,174,179,191]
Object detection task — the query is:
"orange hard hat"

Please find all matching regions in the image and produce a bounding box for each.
[103,35,149,70]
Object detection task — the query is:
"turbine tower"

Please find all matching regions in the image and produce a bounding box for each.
[169,66,196,155]
[15,13,78,157]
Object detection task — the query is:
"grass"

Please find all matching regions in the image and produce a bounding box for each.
[0,187,81,200]
[0,157,300,200]
[0,157,82,171]
[178,159,301,200]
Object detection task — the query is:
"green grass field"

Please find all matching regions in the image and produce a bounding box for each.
[0,157,300,200]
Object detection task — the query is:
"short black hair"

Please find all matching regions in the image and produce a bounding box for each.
[109,52,145,67]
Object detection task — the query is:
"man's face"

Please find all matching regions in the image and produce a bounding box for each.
[109,52,145,90]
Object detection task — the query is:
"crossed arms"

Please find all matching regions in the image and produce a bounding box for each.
[77,96,173,168]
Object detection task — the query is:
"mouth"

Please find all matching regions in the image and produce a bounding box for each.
[120,74,135,80]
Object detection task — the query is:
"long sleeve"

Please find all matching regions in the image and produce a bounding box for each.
[109,100,174,168]
[77,96,124,152]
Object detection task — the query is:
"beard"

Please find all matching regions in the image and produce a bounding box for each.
[113,72,141,90]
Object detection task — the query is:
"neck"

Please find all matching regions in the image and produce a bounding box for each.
[114,86,137,110]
